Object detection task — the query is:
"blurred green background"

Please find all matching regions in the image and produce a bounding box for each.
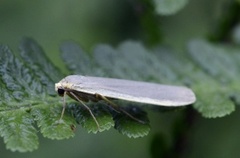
[1,0,240,158]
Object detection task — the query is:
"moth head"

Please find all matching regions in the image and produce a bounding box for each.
[55,82,65,97]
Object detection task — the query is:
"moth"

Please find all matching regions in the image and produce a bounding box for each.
[55,75,196,129]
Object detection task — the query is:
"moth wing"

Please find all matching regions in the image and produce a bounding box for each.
[74,76,196,106]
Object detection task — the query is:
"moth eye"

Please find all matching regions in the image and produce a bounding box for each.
[57,88,65,96]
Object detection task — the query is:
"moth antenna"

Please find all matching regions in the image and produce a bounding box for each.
[69,91,100,131]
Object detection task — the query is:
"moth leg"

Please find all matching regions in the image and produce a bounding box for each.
[59,91,67,120]
[69,91,100,130]
[95,93,146,124]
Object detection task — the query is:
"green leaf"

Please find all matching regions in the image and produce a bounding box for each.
[153,0,188,15]
[153,45,236,118]
[67,103,114,134]
[0,40,76,152]
[0,45,37,101]
[92,41,176,83]
[93,42,156,79]
[1,38,239,152]
[187,39,237,117]
[113,106,150,138]
[0,109,38,152]
[19,37,63,96]
[60,42,94,75]
[152,47,194,84]
[188,39,239,83]
[31,104,76,139]
[193,82,235,118]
